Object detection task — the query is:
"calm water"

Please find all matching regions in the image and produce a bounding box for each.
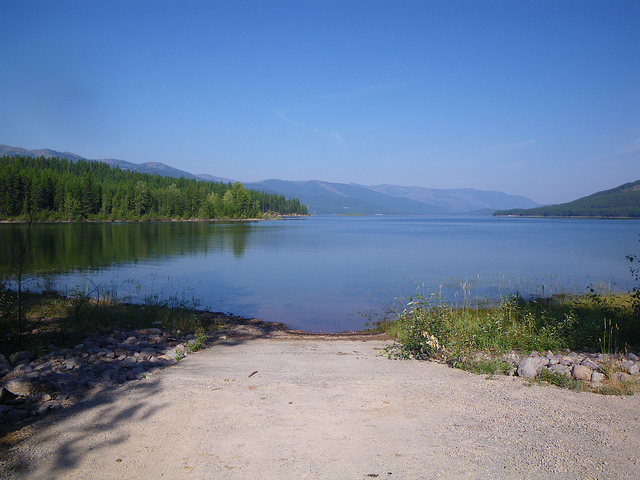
[1,216,639,332]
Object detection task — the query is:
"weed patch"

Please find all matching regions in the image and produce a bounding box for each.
[377,291,640,394]
[186,326,207,353]
[591,381,640,396]
[0,288,226,358]
[537,369,582,391]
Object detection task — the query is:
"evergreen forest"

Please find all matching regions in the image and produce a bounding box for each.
[0,156,308,221]
[494,180,640,218]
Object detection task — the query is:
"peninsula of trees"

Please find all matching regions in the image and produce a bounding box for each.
[493,180,640,218]
[0,156,308,221]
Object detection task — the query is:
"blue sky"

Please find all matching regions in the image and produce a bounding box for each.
[1,1,638,204]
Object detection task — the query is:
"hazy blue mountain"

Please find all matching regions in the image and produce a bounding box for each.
[245,179,540,215]
[363,184,540,213]
[245,179,450,214]
[0,144,233,183]
[2,143,540,215]
[195,173,235,183]
[0,145,84,162]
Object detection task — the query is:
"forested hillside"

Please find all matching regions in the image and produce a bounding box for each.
[0,156,308,221]
[493,180,640,218]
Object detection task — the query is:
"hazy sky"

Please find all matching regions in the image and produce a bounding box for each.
[1,1,638,204]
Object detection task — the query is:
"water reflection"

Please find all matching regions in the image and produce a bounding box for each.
[0,221,258,275]
[1,216,638,332]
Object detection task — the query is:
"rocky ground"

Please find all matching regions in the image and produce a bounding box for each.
[506,349,640,384]
[0,320,639,479]
[1,319,640,430]
[0,317,296,426]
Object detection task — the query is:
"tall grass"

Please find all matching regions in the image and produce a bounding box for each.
[379,292,640,362]
[0,286,225,357]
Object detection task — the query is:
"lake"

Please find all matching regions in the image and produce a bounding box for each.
[1,216,639,332]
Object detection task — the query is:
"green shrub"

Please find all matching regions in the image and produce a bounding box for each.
[537,368,581,390]
[186,326,207,353]
[379,292,639,363]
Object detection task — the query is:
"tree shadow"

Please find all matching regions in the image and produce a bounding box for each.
[0,303,381,477]
[2,378,167,478]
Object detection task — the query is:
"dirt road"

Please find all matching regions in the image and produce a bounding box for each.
[3,336,639,479]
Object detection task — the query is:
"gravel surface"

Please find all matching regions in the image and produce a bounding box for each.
[2,336,639,479]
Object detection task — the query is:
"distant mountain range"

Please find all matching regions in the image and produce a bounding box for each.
[244,180,539,215]
[1,144,540,215]
[0,144,233,184]
[494,180,640,218]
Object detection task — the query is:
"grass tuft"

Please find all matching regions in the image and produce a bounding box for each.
[378,292,639,360]
[0,286,225,357]
[377,291,640,394]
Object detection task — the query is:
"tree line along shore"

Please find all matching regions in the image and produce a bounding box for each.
[493,180,640,218]
[0,156,308,221]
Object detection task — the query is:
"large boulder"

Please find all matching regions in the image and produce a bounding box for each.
[3,378,38,397]
[517,357,545,378]
[620,361,639,376]
[9,351,33,365]
[572,365,592,381]
[580,358,599,370]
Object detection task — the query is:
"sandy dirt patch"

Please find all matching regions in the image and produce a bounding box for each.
[2,335,639,479]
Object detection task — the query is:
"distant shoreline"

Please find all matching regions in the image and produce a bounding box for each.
[0,215,309,224]
[493,214,640,219]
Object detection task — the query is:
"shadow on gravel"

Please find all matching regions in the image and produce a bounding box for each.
[2,378,166,478]
[0,316,386,478]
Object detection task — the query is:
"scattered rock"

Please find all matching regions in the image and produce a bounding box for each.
[620,361,639,376]
[0,326,209,424]
[64,357,83,370]
[0,387,18,403]
[580,358,599,370]
[512,349,640,388]
[4,409,30,422]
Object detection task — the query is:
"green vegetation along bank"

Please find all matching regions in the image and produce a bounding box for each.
[378,290,640,394]
[494,180,640,218]
[0,155,308,221]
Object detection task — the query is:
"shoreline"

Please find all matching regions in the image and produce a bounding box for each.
[0,214,309,224]
[1,288,638,444]
[493,214,640,219]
